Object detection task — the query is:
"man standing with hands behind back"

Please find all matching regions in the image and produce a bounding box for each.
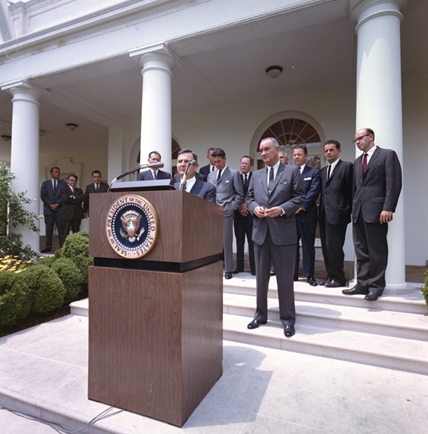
[246,137,305,338]
[343,128,402,301]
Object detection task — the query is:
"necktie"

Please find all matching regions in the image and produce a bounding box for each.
[244,174,248,186]
[268,167,274,186]
[211,166,215,172]
[327,165,331,180]
[70,186,74,193]
[154,171,158,179]
[362,153,368,173]
[217,169,222,181]
[95,184,99,192]
[183,182,187,192]
[53,180,57,194]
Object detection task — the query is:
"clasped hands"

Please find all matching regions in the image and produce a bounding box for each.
[254,206,282,218]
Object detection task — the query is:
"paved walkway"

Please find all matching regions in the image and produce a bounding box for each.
[1,312,427,434]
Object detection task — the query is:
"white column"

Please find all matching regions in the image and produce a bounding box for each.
[1,80,45,253]
[130,44,181,174]
[352,0,408,291]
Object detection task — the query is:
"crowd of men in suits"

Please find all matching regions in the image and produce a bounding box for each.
[40,169,108,252]
[40,127,401,338]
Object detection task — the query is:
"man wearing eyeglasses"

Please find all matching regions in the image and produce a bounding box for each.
[343,128,402,301]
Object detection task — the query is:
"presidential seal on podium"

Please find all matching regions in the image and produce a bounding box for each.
[105,194,159,258]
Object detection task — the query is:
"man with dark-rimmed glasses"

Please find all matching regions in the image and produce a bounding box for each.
[343,128,402,301]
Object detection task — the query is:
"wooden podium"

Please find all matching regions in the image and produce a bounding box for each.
[87,188,224,427]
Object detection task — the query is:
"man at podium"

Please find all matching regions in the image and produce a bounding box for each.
[174,149,216,204]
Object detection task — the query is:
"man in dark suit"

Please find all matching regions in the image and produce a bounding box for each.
[319,140,353,287]
[208,148,244,279]
[60,174,85,246]
[292,144,321,286]
[137,151,171,181]
[246,137,305,338]
[233,155,256,275]
[40,166,67,252]
[343,128,402,301]
[173,149,216,203]
[83,170,109,218]
[199,147,216,181]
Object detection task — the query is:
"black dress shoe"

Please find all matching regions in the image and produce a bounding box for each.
[293,275,299,281]
[364,291,382,301]
[251,271,256,276]
[225,272,233,279]
[325,279,346,288]
[232,269,243,274]
[247,319,267,329]
[307,277,318,286]
[284,325,295,338]
[342,285,368,296]
[318,276,332,286]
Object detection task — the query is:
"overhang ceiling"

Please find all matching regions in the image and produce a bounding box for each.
[0,0,426,155]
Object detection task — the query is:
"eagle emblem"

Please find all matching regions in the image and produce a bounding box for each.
[120,210,145,243]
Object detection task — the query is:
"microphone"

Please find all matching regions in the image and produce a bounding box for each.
[108,162,165,191]
[180,160,197,191]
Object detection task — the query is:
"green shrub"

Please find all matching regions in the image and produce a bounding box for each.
[37,255,57,268]
[60,231,93,290]
[421,271,428,310]
[51,258,83,305]
[20,265,65,315]
[0,271,31,327]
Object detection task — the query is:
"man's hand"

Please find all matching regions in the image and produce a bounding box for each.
[295,207,303,215]
[380,210,393,224]
[49,203,59,211]
[264,207,283,218]
[254,206,266,218]
[239,203,249,217]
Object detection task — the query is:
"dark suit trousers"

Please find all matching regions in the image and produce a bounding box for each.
[319,219,347,283]
[254,231,296,326]
[353,212,388,292]
[294,219,316,278]
[61,218,81,246]
[45,212,63,249]
[234,215,255,273]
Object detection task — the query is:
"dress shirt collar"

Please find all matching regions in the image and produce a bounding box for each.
[365,145,377,163]
[185,176,197,192]
[299,163,306,174]
[329,159,340,174]
[266,160,280,184]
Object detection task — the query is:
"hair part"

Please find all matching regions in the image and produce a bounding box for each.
[211,148,226,158]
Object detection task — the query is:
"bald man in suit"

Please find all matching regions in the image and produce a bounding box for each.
[343,128,402,301]
[246,137,305,338]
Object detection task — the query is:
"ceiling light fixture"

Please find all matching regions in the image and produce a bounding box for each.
[66,123,78,131]
[266,65,283,79]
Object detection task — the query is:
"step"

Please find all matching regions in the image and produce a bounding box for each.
[224,277,427,315]
[223,314,428,375]
[224,292,428,341]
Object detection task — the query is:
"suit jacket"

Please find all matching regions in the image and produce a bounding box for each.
[137,169,171,181]
[199,164,213,182]
[295,165,320,224]
[235,171,253,222]
[83,182,109,214]
[352,146,402,223]
[60,186,85,221]
[319,160,353,225]
[208,167,244,217]
[246,164,305,246]
[40,178,67,216]
[173,179,216,203]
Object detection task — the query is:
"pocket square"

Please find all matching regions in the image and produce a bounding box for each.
[225,180,230,183]
[304,177,312,181]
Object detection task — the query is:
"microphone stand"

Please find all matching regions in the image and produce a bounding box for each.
[108,162,164,192]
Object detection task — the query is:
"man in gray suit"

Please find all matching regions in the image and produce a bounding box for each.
[208,148,244,279]
[246,137,305,338]
[343,128,402,301]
